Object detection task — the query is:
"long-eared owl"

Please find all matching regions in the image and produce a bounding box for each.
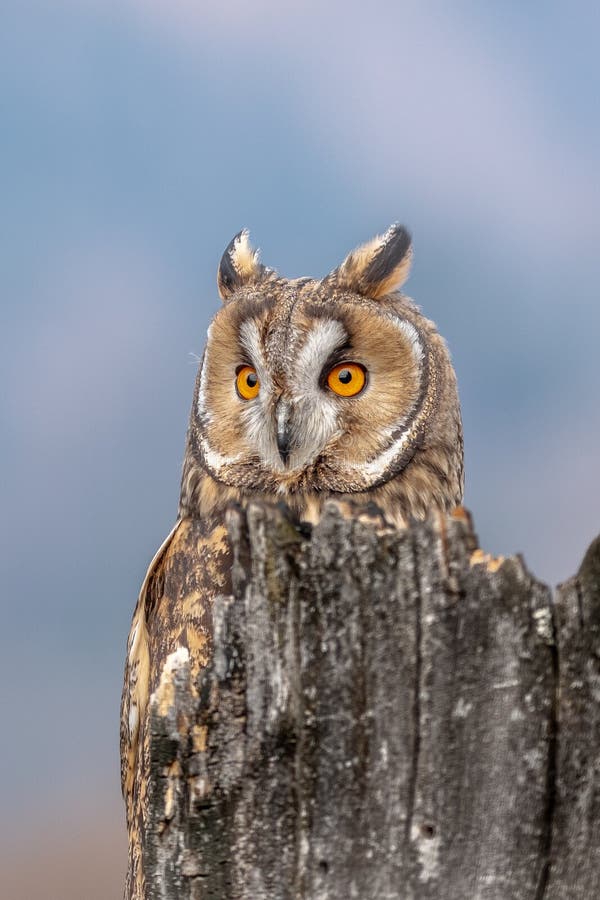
[121,224,463,898]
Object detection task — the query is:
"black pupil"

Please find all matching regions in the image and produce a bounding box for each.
[246,372,258,387]
[338,369,352,384]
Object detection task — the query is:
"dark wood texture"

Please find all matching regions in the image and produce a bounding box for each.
[136,504,600,899]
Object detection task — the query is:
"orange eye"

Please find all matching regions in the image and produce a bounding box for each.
[326,362,367,397]
[236,365,260,400]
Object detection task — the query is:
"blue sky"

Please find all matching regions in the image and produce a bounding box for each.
[2,2,599,895]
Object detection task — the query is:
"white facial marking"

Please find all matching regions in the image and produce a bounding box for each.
[200,439,243,474]
[386,316,423,365]
[238,319,267,374]
[294,320,347,394]
[237,319,284,468]
[197,323,213,423]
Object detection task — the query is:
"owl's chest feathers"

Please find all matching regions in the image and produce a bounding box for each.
[179,443,461,528]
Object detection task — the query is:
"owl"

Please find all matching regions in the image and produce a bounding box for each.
[120,224,463,898]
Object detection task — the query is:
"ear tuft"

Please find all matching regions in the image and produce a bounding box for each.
[331,224,413,299]
[217,229,265,300]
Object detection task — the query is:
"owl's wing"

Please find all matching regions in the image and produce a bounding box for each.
[120,520,181,805]
[121,515,231,898]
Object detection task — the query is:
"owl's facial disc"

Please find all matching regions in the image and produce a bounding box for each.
[196,291,429,494]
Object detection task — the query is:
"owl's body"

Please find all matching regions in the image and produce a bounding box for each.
[121,225,463,897]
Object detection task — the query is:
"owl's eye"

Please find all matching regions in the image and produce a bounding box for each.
[326,362,367,397]
[236,365,260,400]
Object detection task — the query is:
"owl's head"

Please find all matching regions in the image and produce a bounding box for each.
[182,225,463,521]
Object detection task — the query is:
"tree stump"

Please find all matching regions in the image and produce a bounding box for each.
[136,504,600,899]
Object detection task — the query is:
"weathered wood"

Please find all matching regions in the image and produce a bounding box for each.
[545,536,600,899]
[138,504,600,899]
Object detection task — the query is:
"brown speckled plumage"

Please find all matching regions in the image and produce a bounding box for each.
[121,224,463,897]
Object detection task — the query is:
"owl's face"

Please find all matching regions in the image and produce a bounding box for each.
[185,225,463,516]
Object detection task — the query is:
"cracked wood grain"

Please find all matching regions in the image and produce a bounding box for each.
[133,504,600,900]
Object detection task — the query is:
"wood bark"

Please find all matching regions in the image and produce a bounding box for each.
[138,504,600,899]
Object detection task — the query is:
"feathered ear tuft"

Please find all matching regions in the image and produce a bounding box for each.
[217,230,265,301]
[331,224,413,299]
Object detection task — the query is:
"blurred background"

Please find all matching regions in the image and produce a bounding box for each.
[2,2,599,896]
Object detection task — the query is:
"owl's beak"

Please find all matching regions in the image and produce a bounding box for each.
[275,399,292,466]
[277,429,291,465]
